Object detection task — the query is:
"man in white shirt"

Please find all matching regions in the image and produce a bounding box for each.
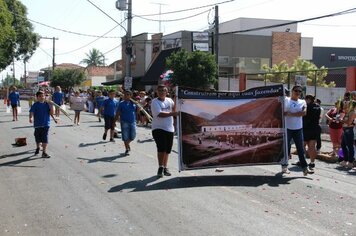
[151,85,179,178]
[283,85,314,176]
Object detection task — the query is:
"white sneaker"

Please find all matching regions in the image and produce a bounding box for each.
[282,167,290,174]
[346,162,354,169]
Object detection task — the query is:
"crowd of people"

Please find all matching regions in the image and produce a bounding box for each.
[5,84,178,178]
[5,83,356,176]
[283,85,356,176]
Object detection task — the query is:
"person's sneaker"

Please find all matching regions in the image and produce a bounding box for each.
[42,152,51,158]
[102,133,107,140]
[163,168,172,176]
[98,117,101,122]
[35,148,40,155]
[346,162,354,169]
[339,161,347,167]
[110,138,115,142]
[303,167,314,176]
[316,149,321,154]
[282,167,290,174]
[308,163,315,169]
[157,167,164,178]
[124,149,130,155]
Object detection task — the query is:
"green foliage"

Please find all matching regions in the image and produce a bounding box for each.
[165,50,217,89]
[1,74,22,87]
[0,0,16,70]
[2,0,39,67]
[262,57,334,87]
[51,68,85,91]
[81,48,106,67]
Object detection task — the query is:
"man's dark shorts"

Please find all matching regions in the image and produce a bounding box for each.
[152,129,174,153]
[34,127,49,143]
[104,115,116,130]
[11,104,17,109]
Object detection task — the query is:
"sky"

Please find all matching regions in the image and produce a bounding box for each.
[1,0,356,80]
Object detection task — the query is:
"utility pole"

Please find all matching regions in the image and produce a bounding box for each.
[214,5,219,81]
[24,60,27,86]
[12,58,15,85]
[40,36,58,80]
[151,2,168,33]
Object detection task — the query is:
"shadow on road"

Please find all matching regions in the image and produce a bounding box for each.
[12,125,33,129]
[0,155,42,168]
[0,150,35,159]
[77,154,134,164]
[79,141,106,147]
[55,124,75,128]
[0,120,14,123]
[108,174,306,193]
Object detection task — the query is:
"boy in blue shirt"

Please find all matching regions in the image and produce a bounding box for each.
[29,91,54,158]
[115,90,138,155]
[8,86,20,121]
[52,86,64,118]
[100,90,118,142]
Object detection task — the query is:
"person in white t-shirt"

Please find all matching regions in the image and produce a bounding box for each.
[283,85,314,176]
[151,85,179,178]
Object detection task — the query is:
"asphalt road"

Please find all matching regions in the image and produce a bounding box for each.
[0,102,355,236]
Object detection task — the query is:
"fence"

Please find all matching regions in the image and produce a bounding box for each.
[219,67,347,105]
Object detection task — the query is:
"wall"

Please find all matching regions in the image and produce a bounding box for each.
[272,32,301,66]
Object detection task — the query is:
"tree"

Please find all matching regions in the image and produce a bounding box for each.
[165,50,217,89]
[262,58,334,87]
[0,0,39,70]
[1,74,22,87]
[81,48,106,67]
[50,68,85,91]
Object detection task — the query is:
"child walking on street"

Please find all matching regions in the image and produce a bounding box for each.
[29,91,54,158]
[100,90,118,142]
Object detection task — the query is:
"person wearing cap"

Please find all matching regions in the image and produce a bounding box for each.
[303,94,321,170]
[115,90,139,155]
[282,85,314,176]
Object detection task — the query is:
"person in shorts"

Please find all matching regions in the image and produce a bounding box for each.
[115,90,139,155]
[8,86,20,121]
[52,86,64,118]
[29,91,54,158]
[303,94,321,170]
[100,90,118,142]
[151,85,179,177]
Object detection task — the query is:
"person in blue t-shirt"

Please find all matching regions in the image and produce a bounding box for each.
[8,86,20,121]
[29,90,54,158]
[115,90,139,155]
[100,90,118,142]
[52,86,64,118]
[95,90,106,122]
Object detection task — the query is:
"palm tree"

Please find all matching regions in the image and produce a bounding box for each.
[81,48,105,67]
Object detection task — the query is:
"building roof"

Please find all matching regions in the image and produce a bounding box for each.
[86,66,115,76]
[40,63,84,71]
[141,48,180,85]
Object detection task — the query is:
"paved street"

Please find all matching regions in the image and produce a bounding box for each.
[0,102,355,236]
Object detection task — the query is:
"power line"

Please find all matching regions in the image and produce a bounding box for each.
[220,7,356,35]
[134,9,211,22]
[85,0,127,33]
[135,0,234,16]
[38,46,53,58]
[103,44,122,55]
[57,23,124,55]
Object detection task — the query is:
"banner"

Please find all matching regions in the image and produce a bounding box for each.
[177,84,286,171]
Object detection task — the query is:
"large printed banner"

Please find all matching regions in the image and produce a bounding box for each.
[177,84,286,171]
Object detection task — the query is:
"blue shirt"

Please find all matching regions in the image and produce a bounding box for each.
[8,91,20,105]
[117,100,137,123]
[95,96,106,108]
[29,102,51,127]
[102,98,118,117]
[52,92,64,105]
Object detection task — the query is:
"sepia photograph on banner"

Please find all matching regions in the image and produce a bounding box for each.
[177,84,287,171]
